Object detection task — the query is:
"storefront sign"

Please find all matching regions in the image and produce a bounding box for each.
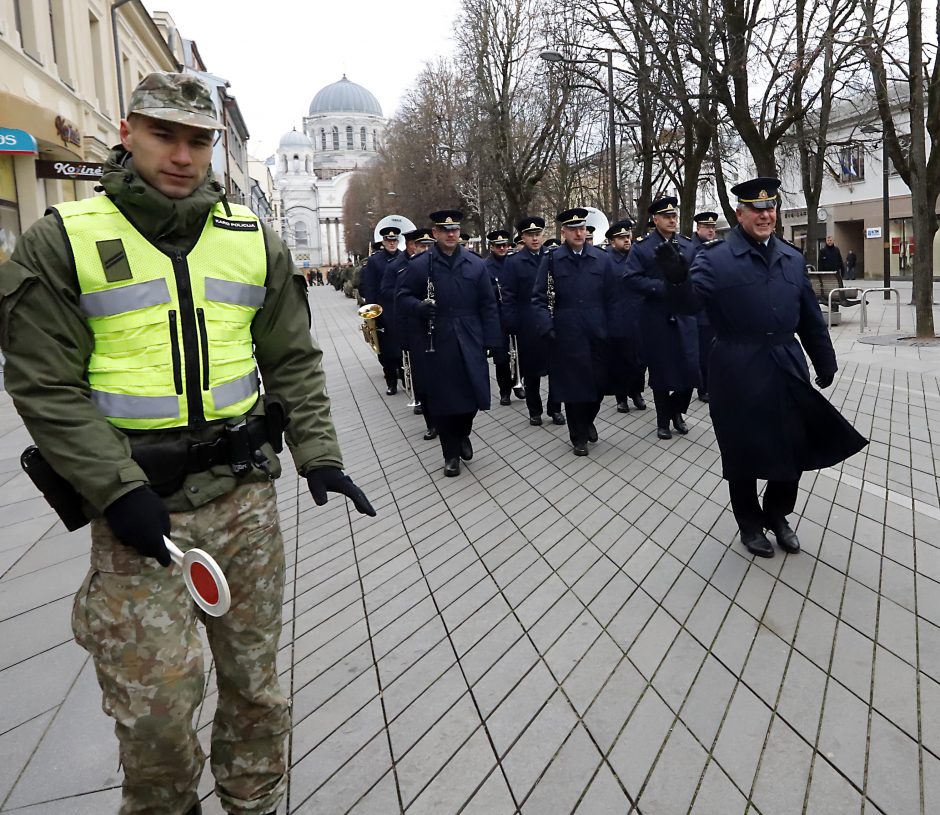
[0,128,38,154]
[54,116,81,148]
[35,160,103,180]
[866,227,882,239]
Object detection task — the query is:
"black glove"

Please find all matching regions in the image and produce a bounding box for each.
[417,299,437,321]
[306,467,376,516]
[815,372,834,389]
[104,486,172,567]
[655,241,689,284]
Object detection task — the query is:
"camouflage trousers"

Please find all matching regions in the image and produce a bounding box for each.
[72,482,289,815]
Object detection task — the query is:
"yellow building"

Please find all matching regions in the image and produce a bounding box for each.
[0,0,178,262]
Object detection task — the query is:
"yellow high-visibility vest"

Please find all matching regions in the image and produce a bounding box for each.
[53,196,267,430]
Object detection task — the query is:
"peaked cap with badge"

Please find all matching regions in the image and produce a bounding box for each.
[648,196,679,216]
[487,229,512,245]
[429,210,464,229]
[693,211,719,225]
[730,177,781,209]
[556,207,589,227]
[605,220,634,240]
[515,216,546,234]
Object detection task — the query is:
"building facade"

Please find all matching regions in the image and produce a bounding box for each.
[275,76,385,269]
[0,0,178,262]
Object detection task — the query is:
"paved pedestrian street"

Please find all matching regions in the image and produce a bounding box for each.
[1,283,939,814]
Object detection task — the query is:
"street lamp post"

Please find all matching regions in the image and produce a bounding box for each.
[540,48,622,219]
[861,124,891,299]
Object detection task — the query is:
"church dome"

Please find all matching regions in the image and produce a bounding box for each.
[309,76,382,116]
[279,128,313,148]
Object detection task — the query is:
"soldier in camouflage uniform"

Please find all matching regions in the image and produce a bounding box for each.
[0,73,374,815]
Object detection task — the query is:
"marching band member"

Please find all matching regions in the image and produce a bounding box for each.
[483,229,517,405]
[691,210,720,402]
[360,225,403,394]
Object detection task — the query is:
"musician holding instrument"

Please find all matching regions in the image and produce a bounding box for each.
[483,229,520,406]
[531,208,619,456]
[0,73,374,815]
[360,225,404,394]
[500,216,566,427]
[623,196,700,440]
[397,210,501,477]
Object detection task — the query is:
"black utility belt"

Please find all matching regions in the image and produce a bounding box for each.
[130,413,285,496]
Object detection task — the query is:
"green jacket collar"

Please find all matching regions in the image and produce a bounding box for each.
[100,145,227,250]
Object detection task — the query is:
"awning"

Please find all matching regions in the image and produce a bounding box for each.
[0,128,38,155]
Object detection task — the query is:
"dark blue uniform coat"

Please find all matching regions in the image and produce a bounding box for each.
[483,253,510,364]
[530,244,617,402]
[361,248,401,356]
[500,248,550,378]
[606,247,645,394]
[623,231,700,391]
[674,227,867,481]
[397,246,501,416]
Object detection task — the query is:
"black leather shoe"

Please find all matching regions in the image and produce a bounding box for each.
[529,415,543,426]
[385,385,397,396]
[551,411,567,425]
[741,529,775,558]
[572,443,588,456]
[698,391,710,403]
[499,393,511,406]
[632,395,646,410]
[616,401,630,413]
[184,803,202,815]
[588,423,598,443]
[460,437,473,461]
[513,386,526,399]
[444,458,460,477]
[414,403,424,415]
[672,414,689,434]
[657,426,673,440]
[423,428,438,440]
[768,520,800,553]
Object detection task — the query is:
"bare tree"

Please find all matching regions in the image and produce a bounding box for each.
[860,0,939,336]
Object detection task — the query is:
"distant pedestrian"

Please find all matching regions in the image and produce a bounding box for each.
[818,235,845,275]
[845,250,858,280]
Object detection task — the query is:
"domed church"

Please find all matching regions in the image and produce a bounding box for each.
[274,76,385,268]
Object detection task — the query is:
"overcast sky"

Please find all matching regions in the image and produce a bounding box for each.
[143,1,462,160]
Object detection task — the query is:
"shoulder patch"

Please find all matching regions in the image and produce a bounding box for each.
[703,238,724,248]
[634,235,645,243]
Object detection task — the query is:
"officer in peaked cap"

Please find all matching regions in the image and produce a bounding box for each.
[530,207,619,456]
[361,224,404,394]
[604,219,647,413]
[0,70,375,815]
[666,176,867,558]
[484,229,515,404]
[690,210,721,403]
[542,237,560,249]
[397,210,501,476]
[501,215,566,424]
[623,195,700,440]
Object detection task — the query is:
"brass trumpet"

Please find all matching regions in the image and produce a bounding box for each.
[358,303,383,354]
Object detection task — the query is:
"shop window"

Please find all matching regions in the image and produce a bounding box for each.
[0,156,21,264]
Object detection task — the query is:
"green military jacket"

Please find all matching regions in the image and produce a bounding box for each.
[0,146,342,513]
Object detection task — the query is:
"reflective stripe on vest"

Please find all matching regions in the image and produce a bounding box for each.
[54,196,267,430]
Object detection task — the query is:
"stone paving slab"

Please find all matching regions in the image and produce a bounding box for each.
[0,283,939,813]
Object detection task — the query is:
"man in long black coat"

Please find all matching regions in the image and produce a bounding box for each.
[501,216,564,426]
[398,211,501,477]
[483,229,516,405]
[624,197,700,439]
[605,220,647,412]
[360,226,403,394]
[691,211,720,402]
[667,177,867,557]
[531,208,618,455]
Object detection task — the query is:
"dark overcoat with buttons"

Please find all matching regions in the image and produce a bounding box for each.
[483,253,510,364]
[378,251,408,358]
[623,231,700,391]
[530,244,617,402]
[606,246,645,393]
[673,227,867,481]
[500,248,550,378]
[397,245,501,416]
[360,248,400,355]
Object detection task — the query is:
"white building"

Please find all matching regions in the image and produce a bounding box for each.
[275,76,385,269]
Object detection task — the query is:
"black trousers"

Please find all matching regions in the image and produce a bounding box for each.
[698,326,716,395]
[615,363,646,402]
[566,400,601,444]
[653,388,693,428]
[377,351,402,386]
[524,374,560,418]
[728,478,800,534]
[416,390,435,431]
[494,360,513,396]
[436,412,475,460]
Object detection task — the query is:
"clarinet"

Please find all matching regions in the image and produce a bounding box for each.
[547,256,556,316]
[426,273,436,353]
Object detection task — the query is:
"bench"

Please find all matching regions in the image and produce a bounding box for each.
[805,267,860,311]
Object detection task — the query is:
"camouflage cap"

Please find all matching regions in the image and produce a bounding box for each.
[128,72,222,130]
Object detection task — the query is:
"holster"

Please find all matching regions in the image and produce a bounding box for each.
[20,446,89,531]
